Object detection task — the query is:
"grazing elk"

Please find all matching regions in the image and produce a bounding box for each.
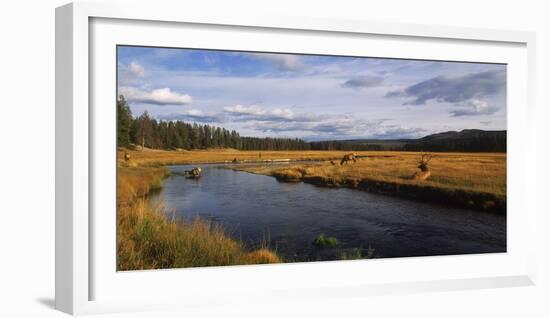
[330,160,336,165]
[412,153,433,181]
[340,153,358,166]
[124,152,131,161]
[186,167,202,179]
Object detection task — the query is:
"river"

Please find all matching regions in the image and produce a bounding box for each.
[150,164,506,262]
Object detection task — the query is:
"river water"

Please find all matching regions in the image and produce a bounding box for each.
[151,164,506,262]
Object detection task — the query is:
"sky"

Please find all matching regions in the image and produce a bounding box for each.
[117,46,507,141]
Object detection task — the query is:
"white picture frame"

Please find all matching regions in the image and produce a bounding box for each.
[55,1,537,315]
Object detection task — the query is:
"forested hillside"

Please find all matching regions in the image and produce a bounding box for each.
[117,95,310,150]
[310,130,506,152]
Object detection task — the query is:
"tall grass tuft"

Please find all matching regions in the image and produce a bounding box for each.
[313,234,339,248]
[340,245,376,260]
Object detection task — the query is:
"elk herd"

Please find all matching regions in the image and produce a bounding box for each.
[337,152,434,182]
[123,151,434,182]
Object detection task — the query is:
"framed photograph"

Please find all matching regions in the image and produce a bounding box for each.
[56,2,537,315]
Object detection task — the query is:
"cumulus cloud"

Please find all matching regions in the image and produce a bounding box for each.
[157,101,427,139]
[211,104,426,139]
[224,104,321,122]
[448,99,500,117]
[119,86,192,105]
[118,62,147,86]
[252,117,423,139]
[341,75,384,89]
[162,104,321,125]
[250,53,305,71]
[129,62,145,77]
[224,105,266,116]
[385,70,506,105]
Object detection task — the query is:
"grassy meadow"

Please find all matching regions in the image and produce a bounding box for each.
[117,148,506,270]
[117,148,378,166]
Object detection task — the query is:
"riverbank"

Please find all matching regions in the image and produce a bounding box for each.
[117,165,281,270]
[118,148,390,167]
[230,153,506,214]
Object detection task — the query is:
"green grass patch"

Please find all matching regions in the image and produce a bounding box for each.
[313,234,339,248]
[340,245,376,260]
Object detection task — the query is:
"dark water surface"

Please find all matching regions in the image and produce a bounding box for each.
[151,164,506,262]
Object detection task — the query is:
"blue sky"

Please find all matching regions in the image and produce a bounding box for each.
[117,46,506,141]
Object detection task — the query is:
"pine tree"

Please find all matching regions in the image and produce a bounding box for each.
[116,95,132,147]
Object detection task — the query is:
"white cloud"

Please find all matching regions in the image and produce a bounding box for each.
[185,109,203,116]
[252,117,424,140]
[129,62,145,77]
[223,104,321,122]
[161,102,427,139]
[224,105,266,116]
[118,62,147,86]
[449,99,500,117]
[470,99,490,112]
[270,108,295,120]
[119,86,192,105]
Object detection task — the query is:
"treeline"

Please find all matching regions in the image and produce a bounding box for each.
[239,137,310,151]
[117,95,310,150]
[310,130,506,152]
[403,129,506,152]
[310,141,386,151]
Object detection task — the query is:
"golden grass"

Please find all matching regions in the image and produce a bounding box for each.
[117,164,281,270]
[119,149,505,197]
[234,152,506,197]
[118,148,385,167]
[117,166,170,205]
[244,249,283,264]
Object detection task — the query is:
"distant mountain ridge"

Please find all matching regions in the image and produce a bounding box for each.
[309,129,507,152]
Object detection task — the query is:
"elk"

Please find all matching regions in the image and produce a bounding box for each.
[124,152,131,161]
[185,167,202,179]
[412,153,433,181]
[340,153,358,165]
